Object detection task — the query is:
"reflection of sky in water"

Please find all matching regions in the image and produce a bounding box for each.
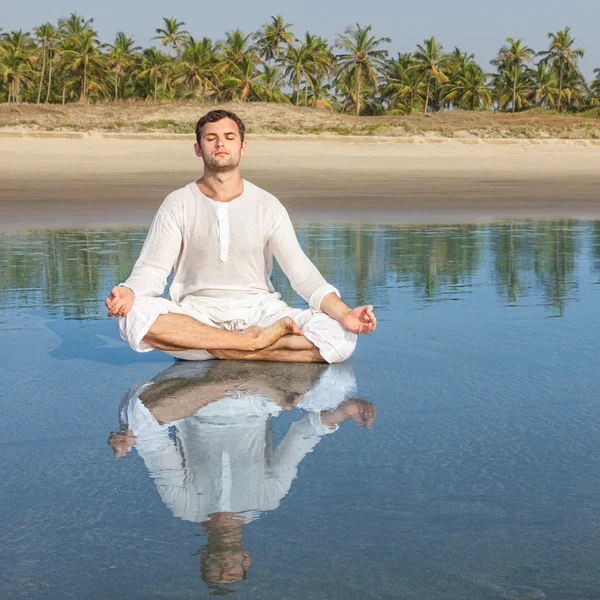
[1,221,600,599]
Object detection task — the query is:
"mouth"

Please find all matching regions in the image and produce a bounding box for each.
[215,152,229,157]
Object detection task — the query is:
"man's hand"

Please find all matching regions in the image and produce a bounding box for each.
[320,399,376,429]
[105,286,135,318]
[340,305,377,334]
[107,429,136,459]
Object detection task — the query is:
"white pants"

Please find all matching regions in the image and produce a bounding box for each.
[117,294,357,364]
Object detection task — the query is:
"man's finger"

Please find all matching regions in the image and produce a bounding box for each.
[368,310,377,331]
[106,297,119,310]
[113,299,127,317]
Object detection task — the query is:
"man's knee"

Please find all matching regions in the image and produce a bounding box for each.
[324,333,357,363]
[117,296,172,353]
[301,314,357,364]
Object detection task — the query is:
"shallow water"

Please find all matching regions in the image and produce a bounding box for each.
[1,220,600,599]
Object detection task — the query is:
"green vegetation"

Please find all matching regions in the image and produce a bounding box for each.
[0,15,598,116]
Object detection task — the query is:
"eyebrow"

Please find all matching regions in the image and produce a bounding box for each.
[204,130,238,136]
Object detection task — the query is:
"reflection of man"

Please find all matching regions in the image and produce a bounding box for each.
[104,110,376,364]
[109,361,375,590]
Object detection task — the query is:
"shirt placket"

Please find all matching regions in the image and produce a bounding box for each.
[217,203,229,263]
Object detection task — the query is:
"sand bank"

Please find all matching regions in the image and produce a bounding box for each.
[1,134,599,229]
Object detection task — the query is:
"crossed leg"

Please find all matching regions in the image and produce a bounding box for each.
[209,334,325,363]
[142,313,305,353]
[123,297,355,364]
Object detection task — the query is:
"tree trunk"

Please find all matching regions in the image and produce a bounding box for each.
[356,75,361,116]
[512,66,517,113]
[115,71,119,101]
[80,62,87,103]
[295,72,300,106]
[62,86,66,105]
[425,75,431,113]
[163,41,172,91]
[304,80,308,107]
[558,63,564,112]
[154,73,158,102]
[37,40,47,104]
[46,59,53,103]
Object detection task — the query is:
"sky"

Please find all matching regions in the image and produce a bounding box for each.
[3,0,600,79]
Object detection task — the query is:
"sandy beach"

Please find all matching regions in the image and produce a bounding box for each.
[1,133,600,229]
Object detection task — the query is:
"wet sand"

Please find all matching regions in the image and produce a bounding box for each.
[1,134,600,229]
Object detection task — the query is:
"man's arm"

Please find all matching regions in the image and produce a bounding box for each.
[105,196,183,317]
[268,204,376,334]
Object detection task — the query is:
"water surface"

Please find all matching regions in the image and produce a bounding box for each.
[1,221,599,599]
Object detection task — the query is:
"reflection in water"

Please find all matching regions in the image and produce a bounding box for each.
[109,361,374,594]
[0,220,594,319]
[491,222,579,314]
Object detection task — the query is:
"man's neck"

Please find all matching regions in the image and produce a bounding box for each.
[197,170,244,203]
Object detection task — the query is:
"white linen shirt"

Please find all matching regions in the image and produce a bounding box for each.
[123,180,338,313]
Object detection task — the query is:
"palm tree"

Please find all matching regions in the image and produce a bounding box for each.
[172,36,216,99]
[491,38,535,113]
[220,52,263,101]
[591,68,600,104]
[217,29,255,73]
[34,23,57,104]
[255,15,294,63]
[414,37,449,113]
[137,47,169,101]
[1,30,35,103]
[382,52,425,114]
[282,42,312,106]
[0,46,34,103]
[529,62,559,108]
[443,62,491,110]
[62,28,103,102]
[305,75,336,109]
[558,62,586,111]
[299,33,332,106]
[335,24,390,116]
[490,63,531,112]
[538,27,584,112]
[1,29,33,53]
[44,33,61,103]
[58,13,95,44]
[152,17,187,57]
[106,32,140,101]
[256,64,289,102]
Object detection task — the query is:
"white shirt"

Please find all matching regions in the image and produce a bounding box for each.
[123,180,338,312]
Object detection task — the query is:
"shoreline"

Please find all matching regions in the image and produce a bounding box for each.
[2,135,600,230]
[1,130,600,146]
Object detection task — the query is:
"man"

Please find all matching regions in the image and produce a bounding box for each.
[105,110,376,363]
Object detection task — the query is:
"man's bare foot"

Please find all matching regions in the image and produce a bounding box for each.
[242,317,303,351]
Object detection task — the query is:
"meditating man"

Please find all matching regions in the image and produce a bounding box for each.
[105,110,376,363]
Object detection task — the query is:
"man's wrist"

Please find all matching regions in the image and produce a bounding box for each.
[118,284,136,297]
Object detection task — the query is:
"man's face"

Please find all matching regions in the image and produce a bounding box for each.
[203,550,251,584]
[195,118,247,173]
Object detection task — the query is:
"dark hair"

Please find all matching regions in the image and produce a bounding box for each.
[195,110,246,144]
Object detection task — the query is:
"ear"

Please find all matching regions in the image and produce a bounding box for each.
[194,142,202,158]
[240,140,248,157]
[242,552,251,570]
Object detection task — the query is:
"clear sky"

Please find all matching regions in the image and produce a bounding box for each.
[3,0,599,79]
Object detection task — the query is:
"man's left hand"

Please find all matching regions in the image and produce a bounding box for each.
[341,305,377,334]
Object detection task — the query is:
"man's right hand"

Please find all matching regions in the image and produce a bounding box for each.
[105,286,135,318]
